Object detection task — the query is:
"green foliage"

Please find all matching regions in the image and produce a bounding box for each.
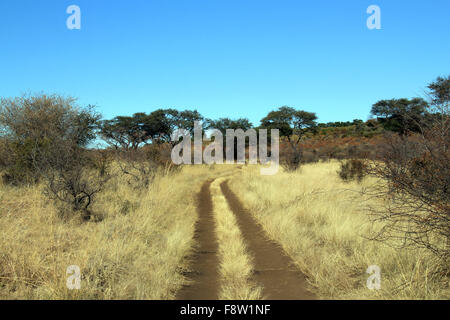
[261,106,317,170]
[370,98,429,135]
[260,106,317,138]
[206,117,253,135]
[317,119,363,128]
[427,75,449,106]
[99,109,205,149]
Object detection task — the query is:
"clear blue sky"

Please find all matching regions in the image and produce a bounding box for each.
[1,0,449,125]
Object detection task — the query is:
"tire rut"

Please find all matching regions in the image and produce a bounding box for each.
[176,180,219,300]
[220,180,316,300]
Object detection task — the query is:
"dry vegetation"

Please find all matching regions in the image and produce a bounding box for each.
[227,161,449,299]
[1,161,448,299]
[0,76,447,300]
[210,177,263,299]
[0,164,229,299]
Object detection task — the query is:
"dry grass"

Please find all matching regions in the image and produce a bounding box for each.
[1,160,447,300]
[228,161,449,299]
[210,177,263,300]
[0,164,230,299]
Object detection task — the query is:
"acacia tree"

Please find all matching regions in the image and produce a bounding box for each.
[370,98,429,135]
[207,117,253,134]
[99,115,148,150]
[177,110,205,135]
[207,117,253,161]
[260,106,317,169]
[99,109,205,149]
[100,109,203,186]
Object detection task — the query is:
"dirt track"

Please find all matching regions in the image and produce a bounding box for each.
[176,180,220,300]
[220,180,315,300]
[177,178,315,300]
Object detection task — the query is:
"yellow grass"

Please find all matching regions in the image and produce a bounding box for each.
[0,164,231,299]
[1,160,447,300]
[210,177,262,299]
[228,161,449,299]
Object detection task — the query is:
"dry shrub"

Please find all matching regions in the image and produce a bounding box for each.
[87,149,113,178]
[301,150,320,164]
[116,144,179,189]
[39,145,111,221]
[280,141,320,171]
[338,159,367,183]
[365,128,449,262]
[0,94,99,186]
[364,74,449,261]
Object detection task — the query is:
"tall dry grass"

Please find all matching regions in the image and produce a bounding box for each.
[0,164,230,299]
[210,177,262,300]
[2,160,447,300]
[228,161,449,299]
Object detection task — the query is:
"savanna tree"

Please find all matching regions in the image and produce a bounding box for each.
[260,106,317,169]
[370,98,430,135]
[99,109,205,149]
[206,117,253,161]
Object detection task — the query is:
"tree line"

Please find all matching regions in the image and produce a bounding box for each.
[0,76,447,176]
[0,76,448,253]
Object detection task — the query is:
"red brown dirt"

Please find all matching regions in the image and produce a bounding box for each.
[176,180,220,300]
[177,177,315,300]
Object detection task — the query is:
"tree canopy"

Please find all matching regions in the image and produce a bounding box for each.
[260,106,317,142]
[99,108,205,149]
[427,75,449,107]
[370,98,429,135]
[206,117,253,135]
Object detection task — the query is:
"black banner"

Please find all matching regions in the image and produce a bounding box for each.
[1,300,446,319]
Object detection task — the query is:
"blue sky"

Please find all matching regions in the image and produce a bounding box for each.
[1,0,449,125]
